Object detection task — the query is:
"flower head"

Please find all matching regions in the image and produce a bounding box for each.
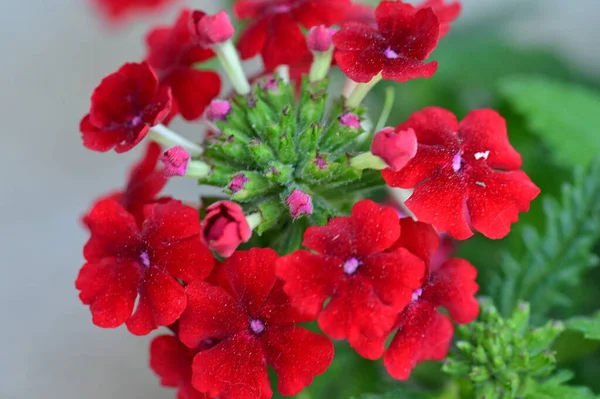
[202,201,252,258]
[145,10,221,121]
[333,1,440,83]
[235,0,351,70]
[80,62,172,153]
[277,200,425,358]
[371,127,418,171]
[178,248,333,398]
[382,108,540,239]
[191,10,235,47]
[76,199,214,335]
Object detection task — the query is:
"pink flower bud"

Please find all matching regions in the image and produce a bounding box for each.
[205,99,232,122]
[286,189,313,219]
[371,127,418,171]
[228,174,249,193]
[160,146,190,177]
[192,10,235,47]
[307,25,335,52]
[202,201,252,258]
[339,112,361,129]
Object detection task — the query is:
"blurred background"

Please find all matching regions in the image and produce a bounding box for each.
[0,0,599,398]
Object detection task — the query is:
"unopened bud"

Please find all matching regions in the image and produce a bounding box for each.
[192,10,235,47]
[160,146,190,177]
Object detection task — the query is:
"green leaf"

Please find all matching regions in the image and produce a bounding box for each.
[567,312,600,340]
[499,77,600,168]
[489,159,600,322]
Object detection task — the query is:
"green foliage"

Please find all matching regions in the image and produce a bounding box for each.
[489,159,600,322]
[567,312,600,340]
[499,77,600,168]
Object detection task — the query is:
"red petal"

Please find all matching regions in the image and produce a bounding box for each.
[398,107,460,147]
[262,13,310,70]
[405,167,472,239]
[260,279,316,326]
[143,200,201,242]
[466,167,540,239]
[383,301,452,380]
[318,280,397,359]
[83,199,142,262]
[153,237,214,283]
[363,249,425,310]
[390,218,440,265]
[76,259,141,328]
[293,0,352,27]
[382,144,452,188]
[423,258,479,323]
[391,8,440,60]
[217,248,278,317]
[237,19,268,60]
[459,109,523,170]
[126,265,187,335]
[178,281,247,349]
[333,21,384,51]
[80,115,124,153]
[150,335,193,388]
[375,1,417,41]
[191,333,272,399]
[276,250,339,317]
[350,200,401,256]
[262,327,333,396]
[302,217,354,258]
[382,58,438,83]
[166,68,221,121]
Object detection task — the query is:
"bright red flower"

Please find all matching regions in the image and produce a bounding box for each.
[80,62,172,153]
[76,199,214,335]
[178,248,333,399]
[91,0,175,21]
[150,335,211,399]
[383,218,479,380]
[235,0,351,70]
[417,0,461,37]
[277,200,425,359]
[86,142,168,227]
[333,1,440,83]
[145,10,221,121]
[381,107,540,240]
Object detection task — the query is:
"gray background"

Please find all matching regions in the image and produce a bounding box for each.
[0,0,598,398]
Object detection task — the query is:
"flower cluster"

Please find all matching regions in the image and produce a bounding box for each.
[77,0,540,398]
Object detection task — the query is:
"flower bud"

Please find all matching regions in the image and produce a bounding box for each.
[192,10,235,47]
[307,25,335,52]
[339,112,361,129]
[202,201,252,257]
[160,146,190,177]
[371,127,417,171]
[205,99,232,122]
[286,189,313,219]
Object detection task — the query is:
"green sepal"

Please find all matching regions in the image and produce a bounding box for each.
[199,162,236,187]
[228,171,276,202]
[297,77,329,129]
[296,123,321,164]
[255,76,295,115]
[266,162,293,185]
[203,136,254,168]
[247,139,277,168]
[255,199,286,235]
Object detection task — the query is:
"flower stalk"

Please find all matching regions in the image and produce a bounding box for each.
[214,40,251,95]
[148,124,203,155]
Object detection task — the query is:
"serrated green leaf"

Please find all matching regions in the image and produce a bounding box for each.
[490,159,600,322]
[499,77,600,167]
[567,312,600,340]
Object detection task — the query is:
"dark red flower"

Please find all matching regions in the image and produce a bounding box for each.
[277,200,425,359]
[333,1,440,83]
[235,0,351,70]
[150,335,211,399]
[80,62,172,153]
[145,10,221,121]
[417,0,461,37]
[201,201,252,258]
[178,248,333,399]
[91,0,175,21]
[383,218,479,380]
[381,107,540,240]
[76,199,214,335]
[86,142,168,227]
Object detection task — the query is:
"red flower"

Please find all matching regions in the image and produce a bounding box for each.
[91,0,175,21]
[333,1,440,83]
[145,10,221,121]
[417,0,461,37]
[86,142,168,227]
[382,108,540,239]
[277,200,425,359]
[383,218,479,380]
[234,0,351,70]
[178,248,333,399]
[76,199,214,335]
[150,335,211,399]
[201,201,252,258]
[80,62,172,153]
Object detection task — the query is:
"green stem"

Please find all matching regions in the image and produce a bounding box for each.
[148,124,203,155]
[309,49,334,82]
[374,86,396,132]
[350,152,387,171]
[214,40,251,95]
[345,74,383,108]
[185,161,211,179]
[246,212,263,230]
